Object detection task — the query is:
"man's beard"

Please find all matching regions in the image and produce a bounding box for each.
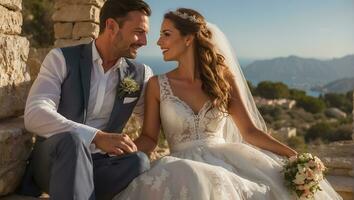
[123,48,137,59]
[113,33,140,59]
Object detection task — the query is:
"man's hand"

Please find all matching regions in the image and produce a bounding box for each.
[92,131,137,155]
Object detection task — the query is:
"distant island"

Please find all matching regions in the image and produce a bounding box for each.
[312,77,354,94]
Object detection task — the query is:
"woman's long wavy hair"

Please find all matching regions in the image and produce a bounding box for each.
[164,8,233,113]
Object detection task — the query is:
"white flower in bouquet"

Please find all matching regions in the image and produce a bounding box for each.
[283,153,327,199]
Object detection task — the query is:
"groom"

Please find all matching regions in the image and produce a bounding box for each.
[21,0,152,199]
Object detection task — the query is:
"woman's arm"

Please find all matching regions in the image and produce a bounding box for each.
[226,76,297,158]
[134,76,161,154]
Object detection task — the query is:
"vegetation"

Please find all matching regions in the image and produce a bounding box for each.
[23,0,55,47]
[305,122,352,143]
[254,80,352,150]
[321,91,353,114]
[296,96,326,114]
[256,81,289,99]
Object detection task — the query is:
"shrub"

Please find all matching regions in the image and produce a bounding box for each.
[330,124,352,141]
[305,122,334,143]
[23,0,54,47]
[258,106,283,120]
[323,93,352,114]
[296,96,326,113]
[289,88,306,101]
[256,81,289,99]
[305,122,352,143]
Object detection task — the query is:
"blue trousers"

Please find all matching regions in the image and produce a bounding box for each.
[30,132,150,200]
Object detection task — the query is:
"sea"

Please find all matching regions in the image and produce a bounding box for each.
[136,56,254,75]
[136,56,320,97]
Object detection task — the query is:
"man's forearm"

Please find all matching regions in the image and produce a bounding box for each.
[24,98,98,147]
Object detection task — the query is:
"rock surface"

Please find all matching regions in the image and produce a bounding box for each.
[0,5,22,35]
[0,0,22,11]
[0,117,33,196]
[52,5,100,23]
[0,34,30,119]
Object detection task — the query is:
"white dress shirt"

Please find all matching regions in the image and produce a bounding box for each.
[24,41,153,152]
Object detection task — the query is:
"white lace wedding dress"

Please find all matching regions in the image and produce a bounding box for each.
[114,74,342,200]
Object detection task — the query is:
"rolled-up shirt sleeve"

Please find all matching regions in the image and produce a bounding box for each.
[132,64,153,124]
[24,48,98,148]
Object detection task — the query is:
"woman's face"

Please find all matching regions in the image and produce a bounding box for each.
[157,19,189,61]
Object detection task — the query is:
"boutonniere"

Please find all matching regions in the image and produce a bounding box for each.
[117,76,140,98]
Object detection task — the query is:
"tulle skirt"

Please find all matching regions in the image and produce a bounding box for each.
[114,138,342,200]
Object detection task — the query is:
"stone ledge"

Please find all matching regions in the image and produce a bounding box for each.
[326,175,354,193]
[308,141,354,158]
[322,157,354,169]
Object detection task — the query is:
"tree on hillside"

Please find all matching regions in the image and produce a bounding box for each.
[23,0,55,47]
[305,122,334,143]
[305,122,352,143]
[247,80,257,96]
[323,93,352,113]
[296,96,326,114]
[289,88,306,100]
[256,81,289,99]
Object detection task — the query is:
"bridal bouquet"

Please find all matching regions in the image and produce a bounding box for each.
[283,153,326,200]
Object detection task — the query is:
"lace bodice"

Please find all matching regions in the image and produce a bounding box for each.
[158,74,226,151]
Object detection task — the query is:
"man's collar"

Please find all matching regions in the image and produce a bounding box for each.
[92,40,123,72]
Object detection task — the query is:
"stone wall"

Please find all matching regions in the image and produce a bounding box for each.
[0,0,30,119]
[0,0,33,196]
[308,140,354,200]
[52,0,105,47]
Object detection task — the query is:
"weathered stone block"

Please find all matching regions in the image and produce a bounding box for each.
[0,5,22,34]
[322,157,354,169]
[327,168,353,177]
[54,22,73,39]
[0,34,30,119]
[0,0,22,11]
[0,117,33,196]
[54,0,105,9]
[308,141,354,158]
[54,37,93,48]
[349,170,354,177]
[52,5,100,23]
[72,22,99,39]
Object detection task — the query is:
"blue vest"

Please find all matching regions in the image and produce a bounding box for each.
[57,42,145,133]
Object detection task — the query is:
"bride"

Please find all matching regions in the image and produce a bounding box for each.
[115,8,342,200]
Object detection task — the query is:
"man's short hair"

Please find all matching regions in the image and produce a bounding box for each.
[99,0,151,33]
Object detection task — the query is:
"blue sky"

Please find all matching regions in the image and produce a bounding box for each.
[140,0,354,60]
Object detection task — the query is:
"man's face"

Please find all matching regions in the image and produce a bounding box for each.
[112,11,149,59]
